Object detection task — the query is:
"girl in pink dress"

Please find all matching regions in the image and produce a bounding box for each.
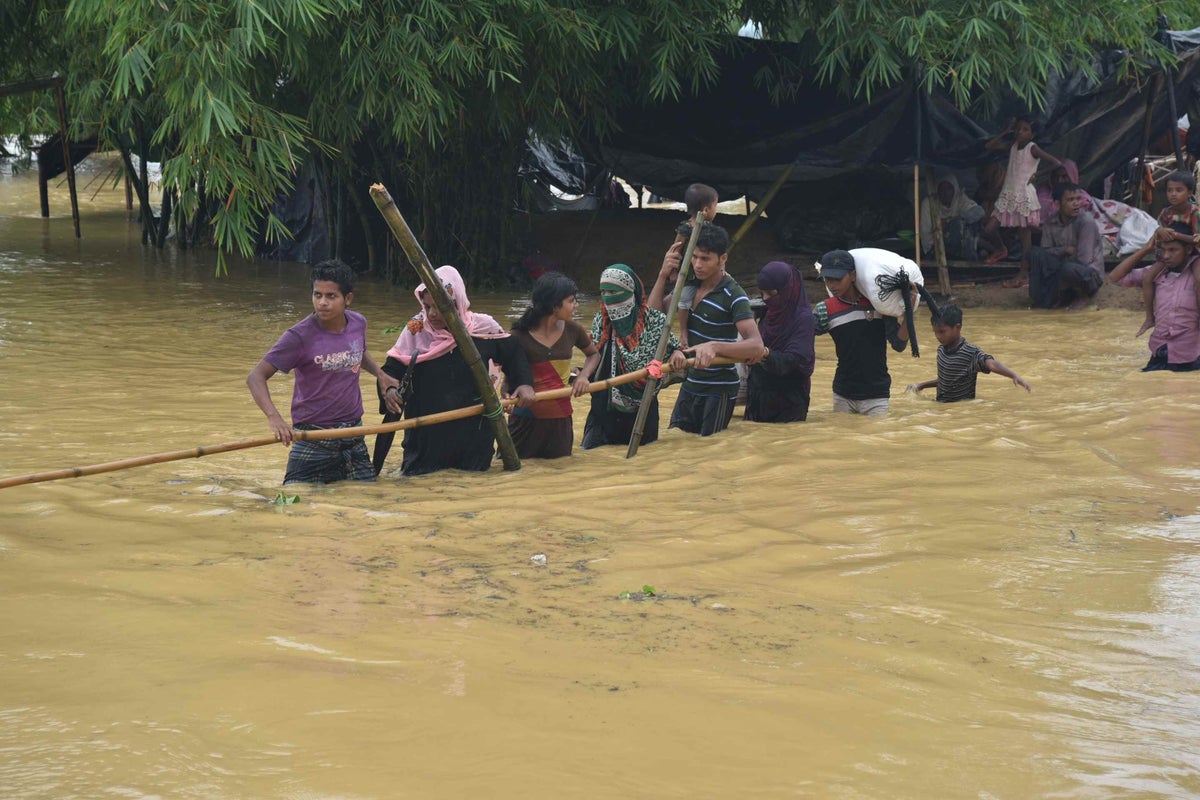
[985,116,1062,287]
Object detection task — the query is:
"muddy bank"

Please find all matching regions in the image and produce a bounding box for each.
[531,208,1145,312]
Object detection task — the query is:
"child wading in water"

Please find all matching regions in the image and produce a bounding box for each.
[507,272,600,459]
[986,116,1062,288]
[1138,171,1200,336]
[907,305,1031,402]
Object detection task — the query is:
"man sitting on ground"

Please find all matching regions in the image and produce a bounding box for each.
[1026,183,1104,309]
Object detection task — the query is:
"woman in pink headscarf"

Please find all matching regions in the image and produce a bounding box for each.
[1038,159,1134,252]
[375,265,535,476]
[1038,159,1094,220]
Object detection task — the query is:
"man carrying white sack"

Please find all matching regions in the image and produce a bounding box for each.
[813,249,914,416]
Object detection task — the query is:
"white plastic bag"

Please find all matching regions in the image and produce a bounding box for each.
[1116,208,1159,256]
[841,248,925,318]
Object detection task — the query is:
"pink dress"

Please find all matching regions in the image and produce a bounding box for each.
[994,142,1041,227]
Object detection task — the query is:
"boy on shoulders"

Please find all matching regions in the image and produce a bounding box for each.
[247,260,399,484]
[651,182,720,344]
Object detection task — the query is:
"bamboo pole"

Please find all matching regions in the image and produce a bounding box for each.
[368,183,521,471]
[1134,73,1162,210]
[38,162,49,218]
[913,164,922,266]
[730,162,796,251]
[0,357,733,490]
[626,211,705,458]
[924,171,951,296]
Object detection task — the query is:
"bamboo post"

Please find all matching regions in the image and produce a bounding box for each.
[730,162,796,251]
[1134,74,1162,210]
[368,183,521,470]
[53,77,81,239]
[1156,14,1186,170]
[626,211,705,458]
[38,162,50,218]
[913,164,922,265]
[0,357,733,490]
[924,171,951,296]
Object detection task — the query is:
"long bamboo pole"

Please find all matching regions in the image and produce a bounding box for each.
[368,183,521,471]
[729,162,796,251]
[626,211,706,458]
[913,164,922,266]
[0,358,733,491]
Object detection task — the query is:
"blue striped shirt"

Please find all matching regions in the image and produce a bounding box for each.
[683,274,753,397]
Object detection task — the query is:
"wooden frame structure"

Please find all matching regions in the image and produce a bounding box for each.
[0,73,81,238]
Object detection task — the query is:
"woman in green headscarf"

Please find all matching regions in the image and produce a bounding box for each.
[581,264,685,449]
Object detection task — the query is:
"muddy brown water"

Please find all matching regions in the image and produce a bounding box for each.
[2,157,1200,798]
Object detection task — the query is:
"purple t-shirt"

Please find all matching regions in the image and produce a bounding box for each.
[264,310,367,426]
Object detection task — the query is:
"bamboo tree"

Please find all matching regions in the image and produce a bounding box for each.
[2,0,1195,280]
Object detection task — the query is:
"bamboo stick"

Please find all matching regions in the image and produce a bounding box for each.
[0,358,734,490]
[368,183,522,471]
[626,211,705,458]
[913,164,921,266]
[730,162,796,251]
[1134,74,1162,210]
[924,170,951,296]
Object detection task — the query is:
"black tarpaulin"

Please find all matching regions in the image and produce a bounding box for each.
[581,32,1200,202]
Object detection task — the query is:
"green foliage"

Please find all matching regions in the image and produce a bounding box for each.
[742,0,1196,109]
[2,0,1195,281]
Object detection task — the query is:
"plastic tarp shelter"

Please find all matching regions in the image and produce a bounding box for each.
[572,31,1200,205]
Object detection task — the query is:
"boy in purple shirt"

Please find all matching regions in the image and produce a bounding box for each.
[247,260,399,484]
[1107,223,1200,372]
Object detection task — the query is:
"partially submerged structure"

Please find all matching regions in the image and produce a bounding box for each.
[0,73,83,237]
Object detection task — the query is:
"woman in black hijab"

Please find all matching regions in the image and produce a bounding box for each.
[745,261,816,422]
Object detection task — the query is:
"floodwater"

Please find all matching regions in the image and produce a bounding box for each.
[2,157,1200,799]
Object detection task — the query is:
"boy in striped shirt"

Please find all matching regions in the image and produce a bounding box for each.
[907,305,1031,402]
[665,224,766,435]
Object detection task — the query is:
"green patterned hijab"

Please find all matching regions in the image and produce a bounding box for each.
[598,264,641,339]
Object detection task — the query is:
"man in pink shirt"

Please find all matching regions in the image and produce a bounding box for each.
[1108,223,1200,371]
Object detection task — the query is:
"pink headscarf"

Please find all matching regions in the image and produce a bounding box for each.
[387,265,507,365]
[1038,159,1094,219]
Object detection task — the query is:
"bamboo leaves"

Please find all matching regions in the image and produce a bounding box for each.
[750,0,1192,110]
[5,0,1195,283]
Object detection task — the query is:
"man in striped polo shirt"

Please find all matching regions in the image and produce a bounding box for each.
[663,224,766,436]
[813,249,910,415]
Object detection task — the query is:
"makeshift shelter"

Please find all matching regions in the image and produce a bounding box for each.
[549,30,1200,258]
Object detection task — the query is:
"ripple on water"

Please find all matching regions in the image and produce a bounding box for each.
[2,189,1200,797]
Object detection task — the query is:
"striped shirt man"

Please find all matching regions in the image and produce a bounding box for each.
[681,274,754,397]
[935,339,992,402]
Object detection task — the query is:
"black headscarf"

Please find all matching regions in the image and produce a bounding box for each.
[756,261,815,376]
